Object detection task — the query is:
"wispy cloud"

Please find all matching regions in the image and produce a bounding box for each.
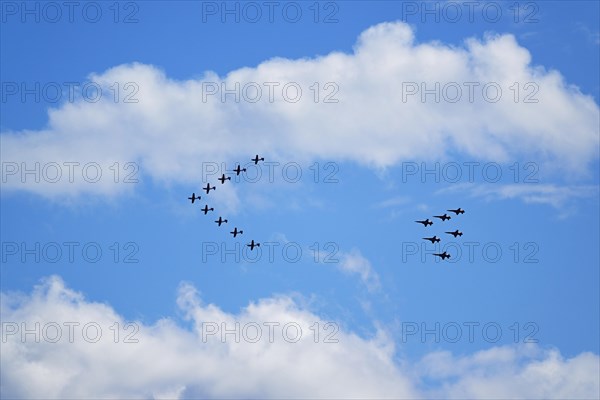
[575,22,600,45]
[337,249,381,292]
[438,183,598,212]
[374,196,411,209]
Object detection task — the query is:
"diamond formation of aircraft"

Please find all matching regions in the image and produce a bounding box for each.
[415,208,466,261]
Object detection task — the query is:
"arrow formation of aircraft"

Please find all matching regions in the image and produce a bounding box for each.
[189,155,265,250]
[415,208,465,261]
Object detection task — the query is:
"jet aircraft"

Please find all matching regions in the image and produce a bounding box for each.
[416,219,433,227]
[434,214,451,221]
[445,230,463,238]
[433,252,451,260]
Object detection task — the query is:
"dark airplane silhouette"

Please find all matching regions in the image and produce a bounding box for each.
[247,240,260,250]
[218,174,231,184]
[215,217,228,226]
[447,208,465,215]
[203,183,216,194]
[230,227,243,238]
[434,214,451,221]
[201,205,214,215]
[232,165,246,176]
[433,252,451,260]
[252,155,264,164]
[423,236,441,244]
[445,230,463,238]
[416,219,433,227]
[188,192,200,204]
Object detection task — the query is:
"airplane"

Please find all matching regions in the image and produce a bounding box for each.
[423,236,441,244]
[230,227,243,238]
[252,155,264,164]
[218,174,231,184]
[232,165,246,176]
[247,240,260,250]
[447,208,465,215]
[445,230,463,238]
[433,252,451,260]
[203,183,216,194]
[434,214,451,221]
[188,192,200,204]
[201,205,214,215]
[415,219,433,227]
[214,217,228,226]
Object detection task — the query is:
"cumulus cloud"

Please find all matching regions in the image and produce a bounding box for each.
[1,21,598,198]
[0,275,415,399]
[417,347,600,399]
[1,276,599,399]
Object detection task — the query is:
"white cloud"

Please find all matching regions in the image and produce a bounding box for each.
[2,21,598,198]
[338,249,382,292]
[438,183,599,210]
[417,346,600,399]
[374,196,411,209]
[1,276,598,399]
[575,22,600,45]
[0,276,414,399]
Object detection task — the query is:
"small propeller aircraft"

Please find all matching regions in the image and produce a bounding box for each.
[215,217,228,226]
[203,183,216,194]
[247,240,260,250]
[230,227,243,238]
[232,165,246,176]
[218,174,231,184]
[188,193,200,204]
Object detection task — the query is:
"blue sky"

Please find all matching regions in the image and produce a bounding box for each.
[1,1,599,398]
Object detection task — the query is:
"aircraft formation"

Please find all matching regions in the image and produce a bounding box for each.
[188,155,264,251]
[415,208,465,261]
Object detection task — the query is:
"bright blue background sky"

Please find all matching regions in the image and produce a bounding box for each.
[1,0,599,365]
